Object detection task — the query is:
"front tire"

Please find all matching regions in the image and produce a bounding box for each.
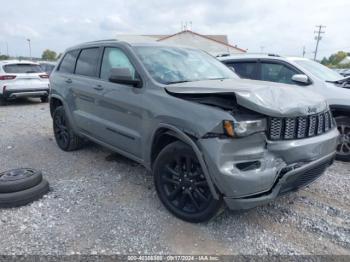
[335,116,350,162]
[52,106,84,151]
[153,141,223,223]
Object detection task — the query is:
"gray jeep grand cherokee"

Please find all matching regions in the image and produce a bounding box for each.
[49,40,339,222]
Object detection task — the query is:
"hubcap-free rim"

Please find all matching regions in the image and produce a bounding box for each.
[54,113,69,147]
[0,168,35,181]
[337,124,350,156]
[160,155,212,214]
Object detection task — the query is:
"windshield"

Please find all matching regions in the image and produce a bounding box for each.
[293,59,343,82]
[134,46,238,84]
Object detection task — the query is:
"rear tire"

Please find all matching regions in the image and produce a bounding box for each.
[153,141,223,223]
[335,116,350,162]
[41,96,48,103]
[53,106,84,151]
[0,96,7,106]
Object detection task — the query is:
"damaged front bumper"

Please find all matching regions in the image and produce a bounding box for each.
[224,152,335,210]
[198,127,339,210]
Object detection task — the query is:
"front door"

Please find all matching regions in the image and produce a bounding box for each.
[94,47,144,158]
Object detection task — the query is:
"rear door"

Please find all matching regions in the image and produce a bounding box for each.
[68,47,106,137]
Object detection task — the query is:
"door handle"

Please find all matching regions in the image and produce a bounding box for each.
[94,85,104,91]
[65,78,72,84]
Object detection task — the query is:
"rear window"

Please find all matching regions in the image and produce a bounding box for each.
[3,64,43,74]
[59,50,80,74]
[75,48,100,77]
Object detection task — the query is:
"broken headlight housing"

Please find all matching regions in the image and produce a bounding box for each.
[223,119,267,138]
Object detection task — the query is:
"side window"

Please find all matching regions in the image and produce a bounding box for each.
[261,63,298,84]
[58,50,79,74]
[229,62,257,79]
[100,47,136,81]
[75,48,100,77]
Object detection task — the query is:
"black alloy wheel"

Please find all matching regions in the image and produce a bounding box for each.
[336,116,350,162]
[53,106,84,151]
[154,141,222,223]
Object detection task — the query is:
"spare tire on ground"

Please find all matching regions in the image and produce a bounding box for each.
[0,168,49,208]
[0,168,43,193]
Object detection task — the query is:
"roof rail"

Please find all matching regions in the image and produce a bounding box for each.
[82,39,119,44]
[216,53,230,57]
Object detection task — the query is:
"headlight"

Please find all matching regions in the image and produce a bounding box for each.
[223,119,267,137]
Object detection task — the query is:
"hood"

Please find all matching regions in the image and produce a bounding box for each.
[165,78,328,117]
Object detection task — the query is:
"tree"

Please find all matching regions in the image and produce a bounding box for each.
[0,55,9,60]
[41,49,57,61]
[320,51,350,68]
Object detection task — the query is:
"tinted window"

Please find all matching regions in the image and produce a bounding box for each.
[75,48,100,77]
[261,62,298,84]
[3,64,43,73]
[59,50,79,74]
[100,47,136,80]
[229,62,257,79]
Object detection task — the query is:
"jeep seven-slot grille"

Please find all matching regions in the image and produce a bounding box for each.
[268,111,333,140]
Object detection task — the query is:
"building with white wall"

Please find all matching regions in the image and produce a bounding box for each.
[116,30,246,56]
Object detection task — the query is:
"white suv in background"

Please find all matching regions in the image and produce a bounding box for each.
[220,55,350,162]
[0,60,50,105]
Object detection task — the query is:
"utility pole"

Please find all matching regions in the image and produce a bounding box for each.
[6,42,9,56]
[26,38,31,60]
[302,46,306,57]
[313,25,326,61]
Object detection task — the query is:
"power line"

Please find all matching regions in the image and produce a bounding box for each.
[313,25,326,60]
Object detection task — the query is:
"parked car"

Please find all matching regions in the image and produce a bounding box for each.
[49,41,338,222]
[339,69,350,77]
[38,61,56,76]
[220,55,350,162]
[0,60,50,105]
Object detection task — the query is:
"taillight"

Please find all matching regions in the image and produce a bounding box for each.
[0,75,16,80]
[39,74,49,79]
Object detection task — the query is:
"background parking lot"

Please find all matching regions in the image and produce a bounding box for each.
[0,99,349,255]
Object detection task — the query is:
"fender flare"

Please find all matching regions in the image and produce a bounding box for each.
[49,94,78,131]
[151,123,220,199]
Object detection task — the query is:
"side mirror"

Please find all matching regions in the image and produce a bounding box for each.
[291,74,309,84]
[109,68,142,88]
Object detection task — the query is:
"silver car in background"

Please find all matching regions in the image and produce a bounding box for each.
[0,60,50,105]
[220,55,350,161]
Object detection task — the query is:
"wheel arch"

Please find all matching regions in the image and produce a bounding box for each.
[149,124,220,199]
[330,105,350,118]
[49,95,64,117]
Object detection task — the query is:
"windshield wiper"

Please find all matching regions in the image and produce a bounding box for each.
[165,80,193,85]
[326,76,350,84]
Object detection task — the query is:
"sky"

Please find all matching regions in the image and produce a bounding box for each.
[0,0,349,60]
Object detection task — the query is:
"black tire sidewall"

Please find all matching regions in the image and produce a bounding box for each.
[335,116,350,162]
[153,141,222,223]
[0,168,42,193]
[0,179,49,208]
[53,106,72,151]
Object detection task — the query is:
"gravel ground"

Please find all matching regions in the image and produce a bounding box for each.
[0,99,349,255]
